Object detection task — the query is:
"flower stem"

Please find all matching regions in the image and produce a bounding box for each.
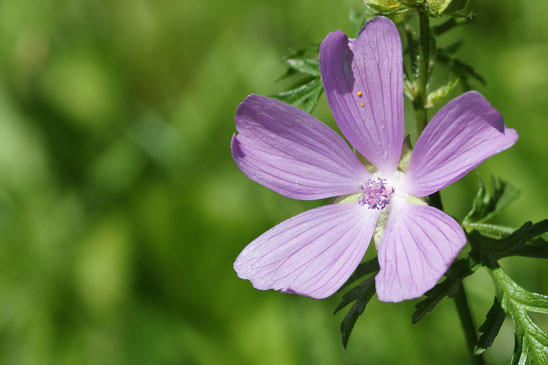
[454,282,486,365]
[412,7,485,364]
[414,9,430,134]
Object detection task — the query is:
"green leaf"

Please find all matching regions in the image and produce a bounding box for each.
[412,259,474,323]
[425,79,459,108]
[335,276,376,348]
[489,267,548,364]
[433,16,474,35]
[468,220,548,266]
[285,58,320,77]
[475,298,506,355]
[463,176,520,226]
[464,222,514,239]
[272,45,323,113]
[439,40,464,55]
[436,52,486,90]
[335,257,380,348]
[271,78,323,113]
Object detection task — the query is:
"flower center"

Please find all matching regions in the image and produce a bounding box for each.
[358,177,395,210]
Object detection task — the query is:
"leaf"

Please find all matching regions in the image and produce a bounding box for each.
[436,52,486,90]
[489,268,548,364]
[463,176,520,226]
[475,298,506,355]
[433,16,474,35]
[271,78,323,113]
[464,222,514,239]
[439,40,464,55]
[334,277,376,348]
[412,259,474,323]
[335,257,380,348]
[425,79,459,108]
[468,220,548,267]
[285,58,320,77]
[272,45,324,113]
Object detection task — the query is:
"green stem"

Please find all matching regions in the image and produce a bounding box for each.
[414,10,430,134]
[412,8,485,364]
[454,283,486,365]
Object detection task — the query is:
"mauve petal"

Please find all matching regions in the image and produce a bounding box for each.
[375,201,466,302]
[319,17,404,173]
[234,202,379,299]
[404,91,518,197]
[232,94,371,200]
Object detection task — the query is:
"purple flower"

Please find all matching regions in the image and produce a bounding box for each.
[230,17,518,302]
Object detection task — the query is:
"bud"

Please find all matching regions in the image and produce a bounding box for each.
[426,0,469,16]
[363,0,401,12]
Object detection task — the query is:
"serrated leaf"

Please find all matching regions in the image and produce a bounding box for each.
[469,220,548,266]
[335,277,376,348]
[475,298,506,355]
[464,176,520,226]
[489,267,548,364]
[524,337,548,364]
[273,45,323,113]
[425,79,459,108]
[286,58,320,77]
[271,77,323,113]
[412,259,474,323]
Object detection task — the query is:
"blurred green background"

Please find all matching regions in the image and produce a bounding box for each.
[0,0,547,364]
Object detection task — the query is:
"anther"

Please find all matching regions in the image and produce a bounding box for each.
[358,177,395,210]
[357,91,363,97]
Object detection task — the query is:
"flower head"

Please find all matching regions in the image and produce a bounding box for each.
[231,17,518,302]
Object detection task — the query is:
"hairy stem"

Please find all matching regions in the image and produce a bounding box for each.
[414,10,430,134]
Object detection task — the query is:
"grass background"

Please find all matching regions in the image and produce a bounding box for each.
[0,0,546,363]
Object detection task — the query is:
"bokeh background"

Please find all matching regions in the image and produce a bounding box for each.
[0,0,547,364]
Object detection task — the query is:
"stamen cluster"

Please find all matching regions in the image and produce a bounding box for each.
[358,177,394,210]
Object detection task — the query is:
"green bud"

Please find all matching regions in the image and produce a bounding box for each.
[363,0,401,12]
[426,0,469,16]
